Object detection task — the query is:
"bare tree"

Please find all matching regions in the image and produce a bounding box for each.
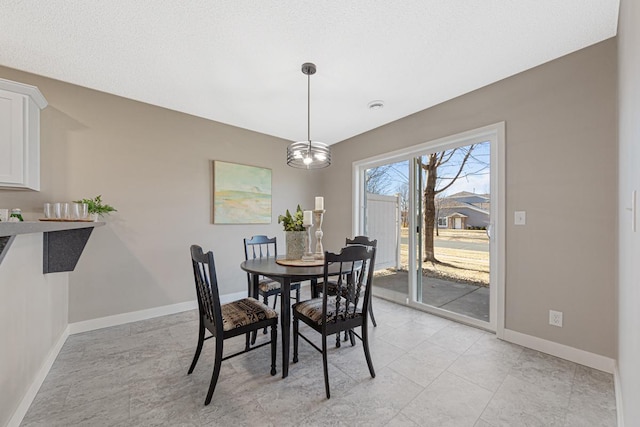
[420,145,478,262]
[396,182,409,227]
[434,192,448,237]
[365,164,395,194]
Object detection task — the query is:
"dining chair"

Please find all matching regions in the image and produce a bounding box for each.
[244,235,301,342]
[292,245,377,399]
[314,236,378,346]
[188,245,278,405]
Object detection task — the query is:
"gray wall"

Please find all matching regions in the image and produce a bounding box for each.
[0,66,321,323]
[320,39,617,359]
[617,0,639,423]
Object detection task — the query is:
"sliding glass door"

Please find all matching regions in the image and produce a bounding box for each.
[355,123,504,332]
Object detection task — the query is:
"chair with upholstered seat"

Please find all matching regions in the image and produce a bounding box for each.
[314,236,378,347]
[188,245,278,405]
[293,245,377,399]
[244,235,301,306]
[244,235,301,344]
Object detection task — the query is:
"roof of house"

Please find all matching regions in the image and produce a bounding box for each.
[438,194,490,216]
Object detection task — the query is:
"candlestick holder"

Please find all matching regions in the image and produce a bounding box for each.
[301,224,315,261]
[313,209,325,260]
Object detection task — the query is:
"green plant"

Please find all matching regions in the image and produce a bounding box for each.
[74,195,117,217]
[277,205,305,231]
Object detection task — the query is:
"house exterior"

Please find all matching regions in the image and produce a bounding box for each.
[437,191,489,229]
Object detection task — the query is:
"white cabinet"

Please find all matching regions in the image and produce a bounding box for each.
[0,78,47,190]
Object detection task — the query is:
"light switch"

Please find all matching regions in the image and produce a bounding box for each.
[514,211,526,225]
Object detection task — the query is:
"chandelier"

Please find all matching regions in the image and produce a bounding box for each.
[287,62,331,169]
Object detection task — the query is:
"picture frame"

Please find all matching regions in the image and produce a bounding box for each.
[212,161,272,224]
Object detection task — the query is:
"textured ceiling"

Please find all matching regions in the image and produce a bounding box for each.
[0,1,620,145]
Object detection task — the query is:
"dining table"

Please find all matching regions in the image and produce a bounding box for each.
[240,256,344,378]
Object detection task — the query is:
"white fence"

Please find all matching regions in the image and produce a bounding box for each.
[364,193,400,270]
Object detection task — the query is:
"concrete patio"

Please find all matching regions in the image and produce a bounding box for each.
[373,270,490,322]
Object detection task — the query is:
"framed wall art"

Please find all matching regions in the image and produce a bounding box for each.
[212,161,272,224]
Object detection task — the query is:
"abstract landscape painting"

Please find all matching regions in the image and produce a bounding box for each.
[213,161,271,224]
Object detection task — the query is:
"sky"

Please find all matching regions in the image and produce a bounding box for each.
[366,141,491,197]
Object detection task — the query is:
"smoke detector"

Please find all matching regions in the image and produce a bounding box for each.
[368,100,384,110]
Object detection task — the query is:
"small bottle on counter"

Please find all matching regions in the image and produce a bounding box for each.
[9,208,24,222]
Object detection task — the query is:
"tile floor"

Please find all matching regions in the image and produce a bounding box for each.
[21,297,617,426]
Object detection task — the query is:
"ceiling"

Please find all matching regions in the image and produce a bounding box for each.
[0,1,620,145]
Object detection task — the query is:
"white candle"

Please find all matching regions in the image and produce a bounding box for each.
[315,196,324,211]
[303,210,312,226]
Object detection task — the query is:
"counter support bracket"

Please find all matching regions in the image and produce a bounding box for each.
[43,228,94,274]
[0,235,16,266]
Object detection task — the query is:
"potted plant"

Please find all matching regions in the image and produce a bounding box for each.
[278,205,306,259]
[74,195,117,221]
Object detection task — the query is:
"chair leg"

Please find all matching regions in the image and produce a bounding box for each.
[362,324,376,379]
[204,338,224,405]
[263,293,270,335]
[295,286,300,302]
[293,316,299,363]
[188,320,205,374]
[322,336,331,399]
[270,324,277,376]
[335,332,341,348]
[349,329,355,347]
[250,292,269,345]
[369,301,377,327]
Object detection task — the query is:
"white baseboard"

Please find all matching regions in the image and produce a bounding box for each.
[68,291,249,335]
[502,329,615,373]
[614,363,625,427]
[68,300,199,334]
[7,326,70,427]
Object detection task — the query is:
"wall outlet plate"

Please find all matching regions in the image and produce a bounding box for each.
[549,310,563,327]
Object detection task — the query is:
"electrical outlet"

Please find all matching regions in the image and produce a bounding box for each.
[549,310,563,327]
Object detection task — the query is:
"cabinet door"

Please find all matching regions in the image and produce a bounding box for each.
[0,89,25,185]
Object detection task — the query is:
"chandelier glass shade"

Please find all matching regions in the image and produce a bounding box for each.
[287,62,331,169]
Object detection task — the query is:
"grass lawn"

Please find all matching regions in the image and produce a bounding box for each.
[395,228,489,287]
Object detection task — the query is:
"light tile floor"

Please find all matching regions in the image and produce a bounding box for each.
[21,298,617,426]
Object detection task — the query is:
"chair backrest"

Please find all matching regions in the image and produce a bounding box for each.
[346,236,377,275]
[322,245,376,326]
[346,236,377,248]
[190,245,223,335]
[243,235,277,287]
[244,235,277,261]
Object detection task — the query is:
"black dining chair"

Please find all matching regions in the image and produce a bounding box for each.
[314,236,378,346]
[244,236,301,343]
[292,245,377,399]
[188,245,278,405]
